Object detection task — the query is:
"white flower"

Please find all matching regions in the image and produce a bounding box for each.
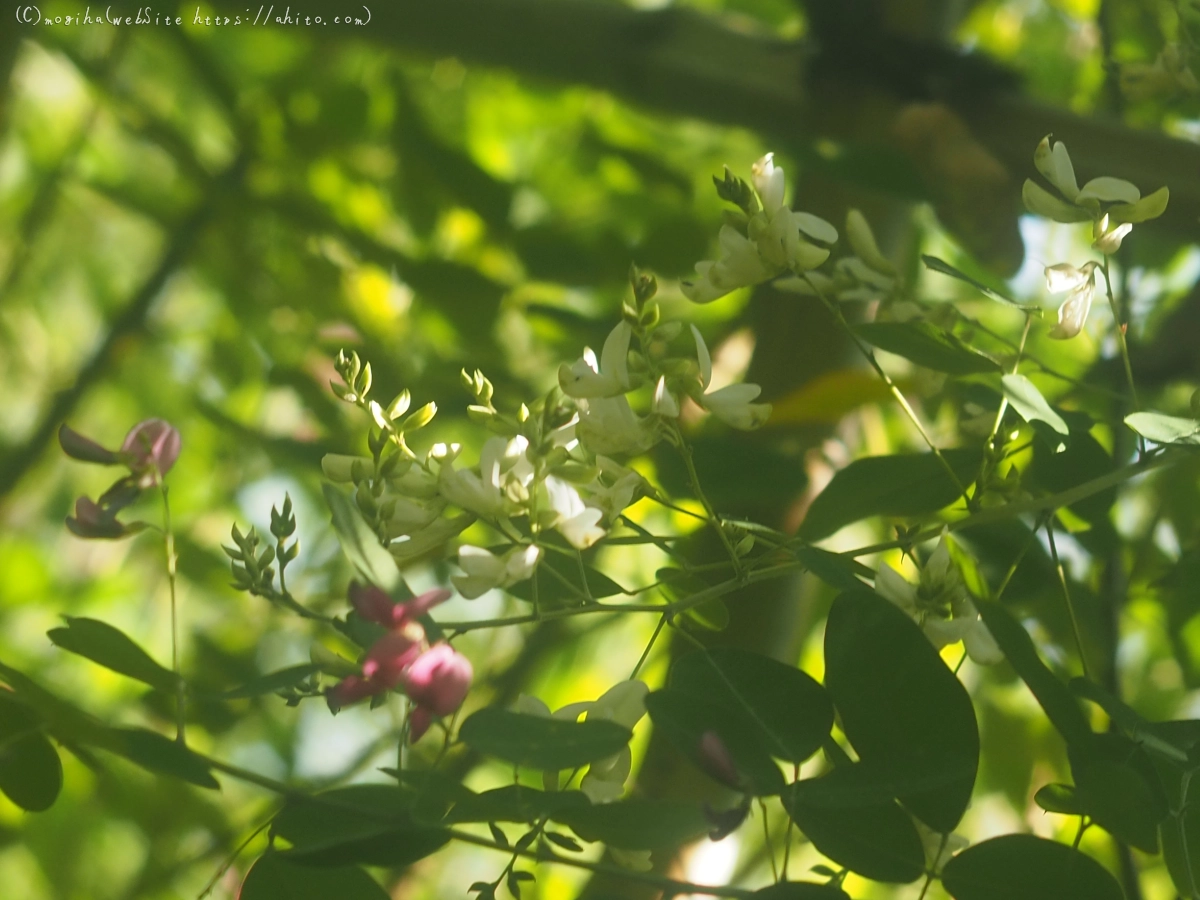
[581,681,648,803]
[383,496,444,539]
[690,325,771,430]
[652,376,680,418]
[438,436,507,517]
[544,476,606,549]
[558,322,632,399]
[1044,261,1099,340]
[585,457,646,523]
[1023,136,1168,241]
[682,225,774,304]
[682,154,836,305]
[752,152,786,212]
[577,395,657,456]
[874,536,1003,665]
[389,514,474,563]
[451,544,541,599]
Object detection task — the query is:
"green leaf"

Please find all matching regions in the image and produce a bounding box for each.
[273,785,449,867]
[749,884,852,900]
[1070,677,1189,764]
[823,590,978,831]
[505,549,627,606]
[1033,783,1084,815]
[458,708,631,771]
[644,688,785,796]
[103,728,220,789]
[1029,426,1114,524]
[794,547,873,592]
[799,449,981,541]
[975,601,1092,747]
[1162,769,1200,898]
[551,798,709,849]
[218,664,320,699]
[47,617,177,694]
[322,483,402,591]
[1068,733,1168,854]
[444,786,589,824]
[921,255,1037,309]
[790,759,974,810]
[855,321,1000,375]
[785,789,924,883]
[1125,412,1200,445]
[669,649,833,764]
[240,852,389,900]
[1001,375,1068,439]
[941,834,1124,900]
[0,695,62,812]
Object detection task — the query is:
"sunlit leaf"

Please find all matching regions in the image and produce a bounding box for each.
[47,617,176,694]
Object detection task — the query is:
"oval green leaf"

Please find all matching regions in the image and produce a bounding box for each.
[644,688,785,796]
[240,852,389,900]
[1125,412,1200,445]
[941,834,1123,900]
[47,617,177,694]
[669,648,833,765]
[459,708,631,771]
[273,785,449,867]
[799,450,981,541]
[824,590,978,832]
[786,789,924,883]
[856,321,1000,375]
[0,695,62,812]
[552,798,709,849]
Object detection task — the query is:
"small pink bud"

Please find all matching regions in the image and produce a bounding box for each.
[120,419,181,482]
[58,424,120,465]
[697,730,743,789]
[402,644,473,716]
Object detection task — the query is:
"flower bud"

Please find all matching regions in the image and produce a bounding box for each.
[120,419,182,482]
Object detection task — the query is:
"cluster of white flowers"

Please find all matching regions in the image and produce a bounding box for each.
[777,208,902,307]
[515,680,649,804]
[874,536,1003,666]
[681,153,837,304]
[1023,136,1168,339]
[558,304,772,437]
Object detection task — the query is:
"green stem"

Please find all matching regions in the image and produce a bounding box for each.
[809,279,970,506]
[672,423,743,574]
[1046,521,1092,681]
[629,614,667,680]
[970,313,1032,510]
[1100,255,1140,411]
[159,482,186,745]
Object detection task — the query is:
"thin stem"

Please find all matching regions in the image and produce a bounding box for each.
[1100,255,1140,411]
[1046,521,1092,681]
[197,817,273,899]
[759,800,779,882]
[842,449,1179,558]
[808,279,970,506]
[629,615,667,680]
[446,827,756,898]
[159,482,186,745]
[970,314,1033,510]
[672,423,743,573]
[782,764,798,879]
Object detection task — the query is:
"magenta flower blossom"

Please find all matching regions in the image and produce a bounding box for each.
[120,418,182,485]
[349,583,451,629]
[401,643,474,741]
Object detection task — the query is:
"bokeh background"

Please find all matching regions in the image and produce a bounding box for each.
[4,0,1200,897]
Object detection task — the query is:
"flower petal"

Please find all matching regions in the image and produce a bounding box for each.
[1022,179,1092,223]
[793,211,839,245]
[1076,176,1141,204]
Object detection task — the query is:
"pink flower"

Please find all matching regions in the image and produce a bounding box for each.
[349,583,451,629]
[326,629,423,713]
[402,644,473,740]
[120,419,182,484]
[697,730,742,789]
